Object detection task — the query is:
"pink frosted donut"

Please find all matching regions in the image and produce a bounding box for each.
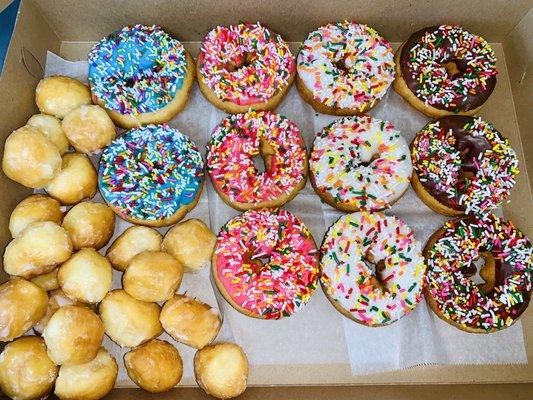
[206,111,307,210]
[212,208,319,319]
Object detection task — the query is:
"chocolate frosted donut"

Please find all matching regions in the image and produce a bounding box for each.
[394,25,497,118]
[424,214,532,333]
[411,116,518,216]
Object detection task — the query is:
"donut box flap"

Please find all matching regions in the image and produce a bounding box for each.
[0,0,532,398]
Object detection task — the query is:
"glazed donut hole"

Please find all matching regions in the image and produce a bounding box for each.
[62,201,115,250]
[8,194,63,238]
[98,289,163,348]
[35,75,92,119]
[27,113,70,155]
[0,278,48,341]
[31,268,60,291]
[62,104,116,153]
[58,248,113,304]
[194,342,249,399]
[106,225,162,271]
[3,221,73,278]
[123,251,184,302]
[45,153,97,205]
[42,304,104,365]
[160,294,222,349]
[54,347,118,400]
[1,125,62,188]
[0,336,58,400]
[33,289,83,335]
[124,339,183,393]
[162,218,216,273]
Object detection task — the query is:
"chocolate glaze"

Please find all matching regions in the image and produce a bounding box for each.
[400,26,497,112]
[417,115,497,210]
[459,216,531,315]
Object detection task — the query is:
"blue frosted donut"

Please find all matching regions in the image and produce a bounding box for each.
[98,124,204,226]
[88,24,194,128]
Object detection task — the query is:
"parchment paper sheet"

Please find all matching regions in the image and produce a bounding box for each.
[44,50,527,384]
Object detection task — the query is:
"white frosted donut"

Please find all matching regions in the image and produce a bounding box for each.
[310,115,412,211]
[297,22,394,114]
[320,212,426,326]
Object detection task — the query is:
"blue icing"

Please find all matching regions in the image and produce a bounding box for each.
[88,24,188,115]
[99,124,204,222]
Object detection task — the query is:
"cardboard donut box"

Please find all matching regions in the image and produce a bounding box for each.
[0,0,532,398]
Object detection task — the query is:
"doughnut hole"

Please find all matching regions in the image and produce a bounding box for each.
[45,153,98,205]
[223,51,258,73]
[106,226,162,272]
[98,290,162,348]
[33,289,87,335]
[2,125,62,188]
[27,114,70,155]
[62,105,116,153]
[194,342,249,399]
[0,278,48,341]
[9,194,63,238]
[0,336,58,400]
[42,305,104,365]
[54,347,118,400]
[444,60,461,78]
[461,251,497,295]
[35,76,92,119]
[31,269,60,291]
[359,152,380,168]
[3,221,73,278]
[123,251,183,302]
[363,251,387,292]
[62,201,115,250]
[58,248,113,303]
[161,219,216,273]
[124,339,183,393]
[160,294,221,349]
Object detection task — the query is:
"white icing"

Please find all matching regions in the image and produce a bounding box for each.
[310,115,412,210]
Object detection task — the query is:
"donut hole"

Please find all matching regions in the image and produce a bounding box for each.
[225,52,258,72]
[463,252,496,294]
[444,61,461,78]
[253,137,275,173]
[247,253,271,274]
[334,58,350,73]
[364,252,386,292]
[359,153,379,168]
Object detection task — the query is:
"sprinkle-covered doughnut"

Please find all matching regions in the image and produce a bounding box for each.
[321,212,425,326]
[425,214,532,333]
[213,209,319,319]
[397,25,497,116]
[206,111,307,210]
[88,25,193,126]
[99,124,204,226]
[197,22,295,111]
[297,22,395,114]
[310,115,412,211]
[411,116,518,216]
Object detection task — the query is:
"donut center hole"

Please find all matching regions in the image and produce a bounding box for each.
[463,252,496,294]
[360,153,379,168]
[334,58,350,73]
[225,52,258,72]
[444,61,460,78]
[248,254,270,273]
[365,252,387,292]
[253,137,275,173]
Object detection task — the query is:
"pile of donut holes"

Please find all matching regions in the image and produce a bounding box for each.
[0,76,249,400]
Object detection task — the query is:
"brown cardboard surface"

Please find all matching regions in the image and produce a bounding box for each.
[99,384,533,399]
[1,0,533,395]
[504,9,533,206]
[30,0,533,42]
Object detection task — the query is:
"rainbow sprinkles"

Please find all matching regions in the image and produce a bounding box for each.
[88,24,188,115]
[98,124,204,223]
